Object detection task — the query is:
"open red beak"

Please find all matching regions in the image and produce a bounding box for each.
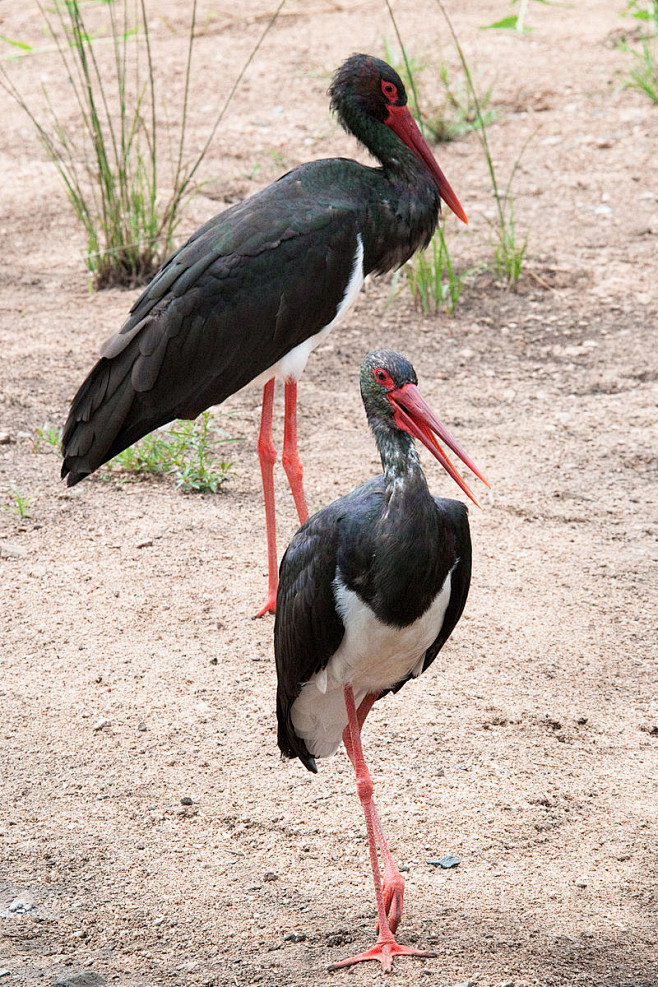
[387,383,489,507]
[385,104,468,225]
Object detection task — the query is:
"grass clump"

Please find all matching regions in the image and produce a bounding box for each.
[384,0,530,287]
[1,0,286,288]
[401,222,475,314]
[33,415,238,493]
[434,0,531,285]
[102,412,238,492]
[3,489,33,520]
[621,1,658,103]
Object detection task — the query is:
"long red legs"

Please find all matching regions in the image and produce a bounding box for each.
[341,693,405,935]
[254,379,278,618]
[328,685,437,972]
[254,379,309,618]
[282,379,309,525]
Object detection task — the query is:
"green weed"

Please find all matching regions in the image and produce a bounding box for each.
[1,0,286,288]
[32,424,62,453]
[481,0,564,34]
[434,0,532,284]
[401,223,476,314]
[103,411,239,493]
[384,0,530,286]
[621,1,658,103]
[4,489,33,519]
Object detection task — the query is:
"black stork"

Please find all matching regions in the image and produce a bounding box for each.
[275,350,488,972]
[60,54,467,616]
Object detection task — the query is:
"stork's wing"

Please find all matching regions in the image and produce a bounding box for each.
[61,165,362,484]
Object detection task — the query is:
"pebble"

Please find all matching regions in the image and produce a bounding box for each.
[180,796,193,806]
[0,542,27,559]
[137,722,147,732]
[93,719,111,732]
[52,974,106,987]
[427,855,461,869]
[575,879,588,888]
[264,871,278,882]
[0,432,10,445]
[0,971,10,979]
[135,538,153,549]
[8,895,37,914]
[284,932,307,943]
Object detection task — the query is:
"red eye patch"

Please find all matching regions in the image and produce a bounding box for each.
[374,367,395,389]
[381,79,398,102]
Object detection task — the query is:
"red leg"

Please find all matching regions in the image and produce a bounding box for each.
[341,693,404,935]
[282,379,309,525]
[328,685,436,972]
[254,379,278,618]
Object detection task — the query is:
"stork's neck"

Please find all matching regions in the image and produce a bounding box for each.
[344,113,442,274]
[373,424,431,498]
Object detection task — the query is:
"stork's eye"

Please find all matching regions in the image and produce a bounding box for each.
[381,80,398,102]
[374,367,395,389]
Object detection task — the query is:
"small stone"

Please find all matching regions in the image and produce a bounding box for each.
[0,970,10,978]
[93,719,111,732]
[0,432,10,445]
[29,565,47,578]
[52,974,106,987]
[136,843,145,850]
[180,796,193,806]
[284,932,307,943]
[8,895,36,914]
[427,855,461,869]
[0,542,28,559]
[264,871,278,882]
[577,716,588,725]
[575,879,587,888]
[137,722,147,732]
[135,538,153,549]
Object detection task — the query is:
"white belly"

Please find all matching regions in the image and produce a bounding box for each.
[290,570,452,759]
[251,234,365,388]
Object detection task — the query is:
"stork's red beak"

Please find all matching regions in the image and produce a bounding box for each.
[385,104,468,225]
[387,383,489,507]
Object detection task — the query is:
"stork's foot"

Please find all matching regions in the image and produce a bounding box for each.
[328,936,436,973]
[252,591,276,619]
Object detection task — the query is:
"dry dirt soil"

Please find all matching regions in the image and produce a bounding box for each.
[1,2,657,986]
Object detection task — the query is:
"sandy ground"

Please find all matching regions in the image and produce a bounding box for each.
[1,1,657,985]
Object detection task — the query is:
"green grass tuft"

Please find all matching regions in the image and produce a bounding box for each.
[102,412,238,493]
[401,223,476,315]
[1,0,287,288]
